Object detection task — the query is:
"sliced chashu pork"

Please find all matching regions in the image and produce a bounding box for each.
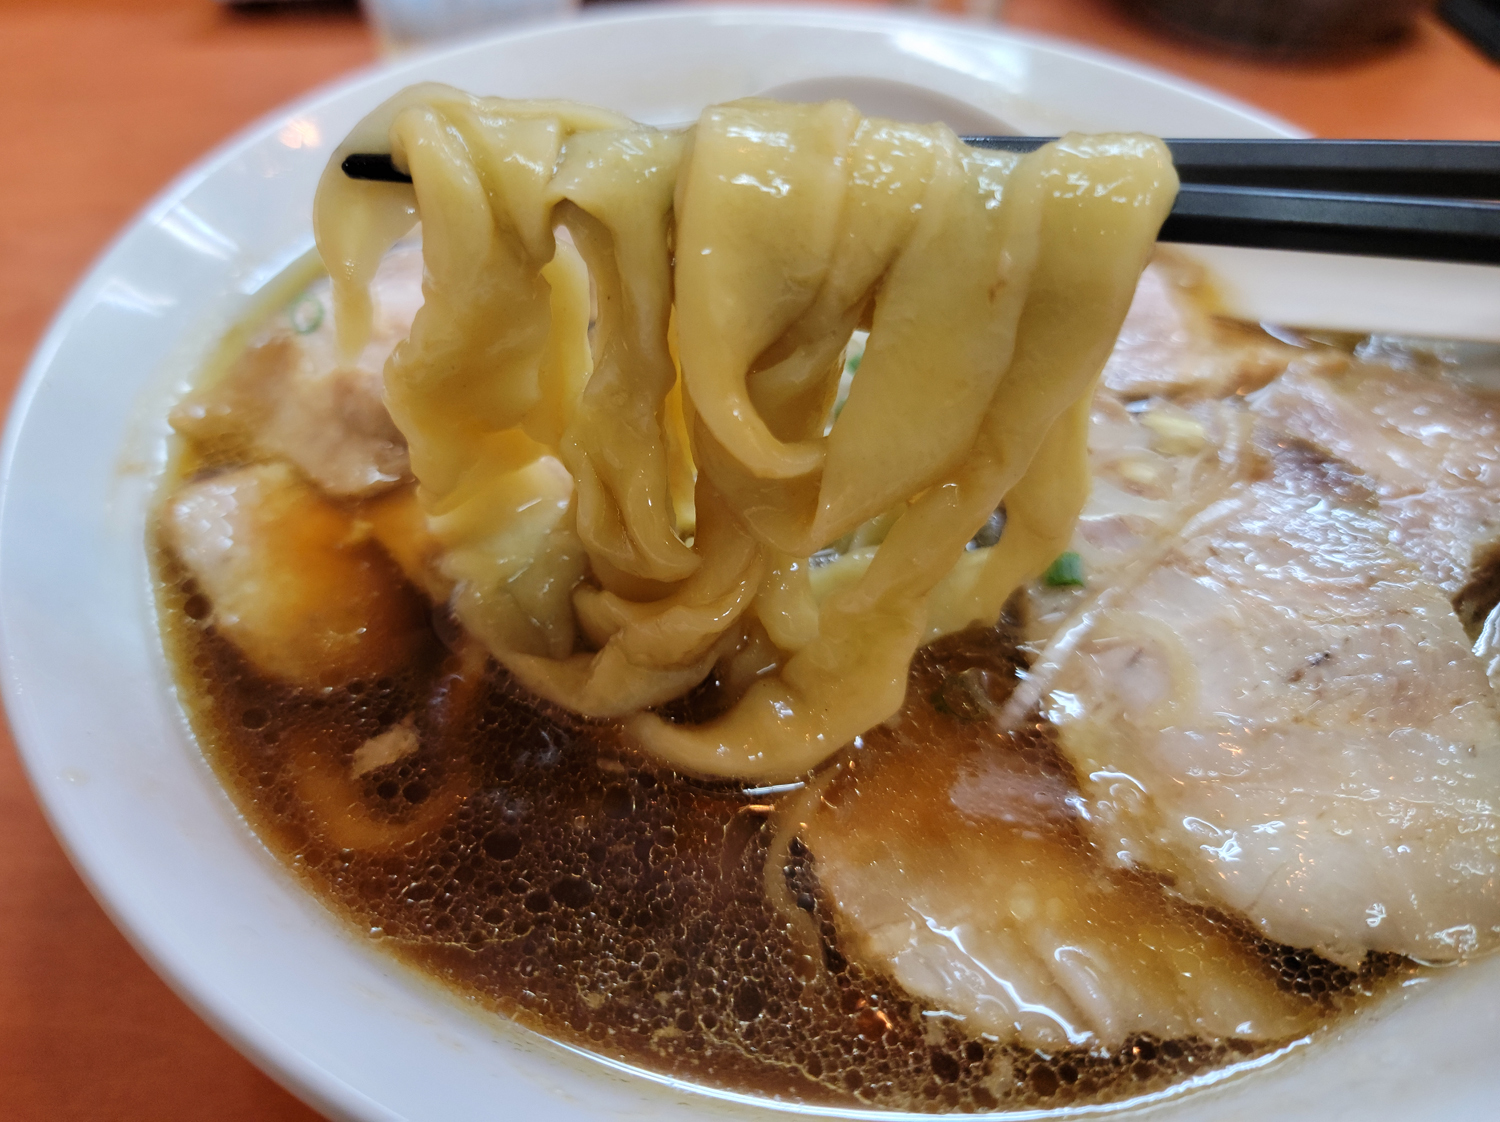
[1021,389,1258,653]
[164,462,429,687]
[171,245,423,498]
[1039,439,1500,965]
[1250,357,1500,635]
[800,636,1318,1051]
[1025,252,1333,648]
[1101,252,1304,402]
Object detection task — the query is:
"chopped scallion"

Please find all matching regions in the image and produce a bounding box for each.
[1043,550,1085,587]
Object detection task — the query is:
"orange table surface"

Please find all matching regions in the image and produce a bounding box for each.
[1,1,1496,1118]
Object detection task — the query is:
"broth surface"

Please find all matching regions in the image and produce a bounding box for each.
[157,544,1402,1112]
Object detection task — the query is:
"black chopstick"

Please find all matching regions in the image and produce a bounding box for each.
[341,141,1500,266]
[1165,184,1500,264]
[345,141,1500,197]
[342,153,414,183]
[966,138,1500,199]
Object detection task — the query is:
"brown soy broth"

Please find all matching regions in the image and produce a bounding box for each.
[156,538,1403,1113]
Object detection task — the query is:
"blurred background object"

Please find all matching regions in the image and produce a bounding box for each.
[206,0,1500,66]
[360,0,579,49]
[1122,0,1435,60]
[1441,0,1500,61]
[218,0,579,48]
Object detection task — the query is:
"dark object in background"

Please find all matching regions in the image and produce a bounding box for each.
[1442,0,1500,62]
[1122,0,1435,60]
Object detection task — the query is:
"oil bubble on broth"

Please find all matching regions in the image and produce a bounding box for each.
[158,543,1406,1112]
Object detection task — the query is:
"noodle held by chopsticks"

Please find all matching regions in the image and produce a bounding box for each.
[315,87,1177,781]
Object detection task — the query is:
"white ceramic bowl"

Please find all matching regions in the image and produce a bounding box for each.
[6,8,1499,1121]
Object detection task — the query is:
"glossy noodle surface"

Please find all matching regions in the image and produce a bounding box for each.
[313,88,1177,780]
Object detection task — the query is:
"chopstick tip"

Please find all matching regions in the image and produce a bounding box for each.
[342,153,413,184]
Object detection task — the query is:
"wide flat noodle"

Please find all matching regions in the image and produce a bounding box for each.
[315,86,1176,780]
